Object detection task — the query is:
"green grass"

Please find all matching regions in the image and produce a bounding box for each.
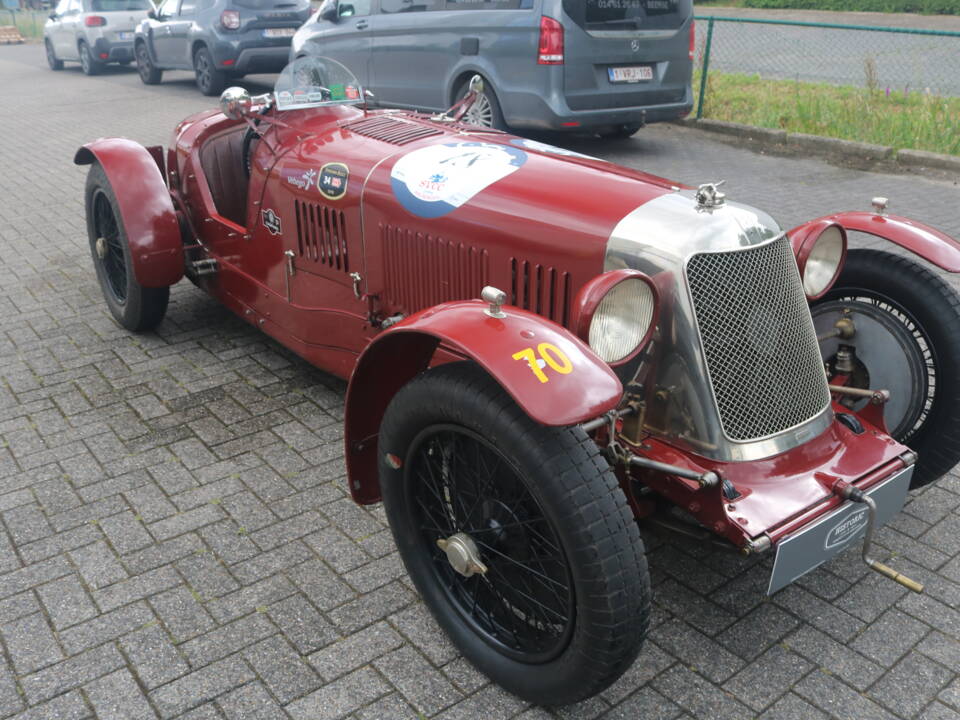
[696,71,960,156]
[3,10,46,41]
[696,0,960,12]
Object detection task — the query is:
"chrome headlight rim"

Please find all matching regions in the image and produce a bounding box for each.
[574,270,660,366]
[795,221,847,301]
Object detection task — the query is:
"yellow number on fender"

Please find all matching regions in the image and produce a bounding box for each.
[512,343,573,384]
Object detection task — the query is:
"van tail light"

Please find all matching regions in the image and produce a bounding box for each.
[84,15,106,26]
[689,19,695,60]
[538,15,564,65]
[220,9,240,29]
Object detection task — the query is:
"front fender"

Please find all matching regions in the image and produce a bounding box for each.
[344,300,623,504]
[793,212,960,273]
[75,138,184,288]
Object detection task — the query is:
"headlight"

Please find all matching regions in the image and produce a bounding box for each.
[574,270,659,365]
[790,221,847,300]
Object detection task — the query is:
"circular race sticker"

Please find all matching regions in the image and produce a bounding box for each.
[390,142,527,219]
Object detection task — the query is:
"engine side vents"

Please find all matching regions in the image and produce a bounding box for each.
[510,259,571,326]
[382,224,488,312]
[294,200,349,273]
[343,115,443,145]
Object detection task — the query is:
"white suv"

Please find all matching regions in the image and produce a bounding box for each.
[45,0,154,75]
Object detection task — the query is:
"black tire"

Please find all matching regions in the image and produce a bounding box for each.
[194,46,227,96]
[379,363,650,706]
[78,41,102,76]
[84,163,169,332]
[456,78,507,131]
[598,123,642,140]
[45,39,64,70]
[135,41,162,85]
[812,249,960,488]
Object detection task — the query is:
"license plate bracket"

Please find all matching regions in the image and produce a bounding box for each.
[767,464,914,595]
[608,65,654,83]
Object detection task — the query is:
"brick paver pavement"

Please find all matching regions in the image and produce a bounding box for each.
[1,42,959,720]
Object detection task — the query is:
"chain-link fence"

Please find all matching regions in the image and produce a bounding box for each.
[694,16,960,118]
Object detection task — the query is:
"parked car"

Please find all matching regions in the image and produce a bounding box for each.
[291,0,695,137]
[133,0,311,95]
[74,57,960,705]
[44,0,152,75]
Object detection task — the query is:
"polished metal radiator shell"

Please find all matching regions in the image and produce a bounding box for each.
[686,236,831,442]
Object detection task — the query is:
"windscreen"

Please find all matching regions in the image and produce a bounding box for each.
[88,0,152,10]
[563,0,689,31]
[274,56,364,111]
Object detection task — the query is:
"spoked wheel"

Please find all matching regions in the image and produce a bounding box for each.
[380,363,650,705]
[812,249,960,488]
[136,42,162,85]
[84,163,169,331]
[45,40,64,70]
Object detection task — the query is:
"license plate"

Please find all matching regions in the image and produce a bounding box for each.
[608,65,653,83]
[767,464,914,595]
[117,31,133,40]
[263,27,296,38]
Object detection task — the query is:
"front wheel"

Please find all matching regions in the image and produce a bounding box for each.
[135,42,162,85]
[379,363,650,705]
[812,249,960,488]
[45,39,64,70]
[194,46,227,96]
[79,41,103,76]
[84,163,169,332]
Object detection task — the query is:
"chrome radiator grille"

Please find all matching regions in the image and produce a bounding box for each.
[686,237,830,442]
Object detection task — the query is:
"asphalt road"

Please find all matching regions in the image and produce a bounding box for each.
[1,42,959,720]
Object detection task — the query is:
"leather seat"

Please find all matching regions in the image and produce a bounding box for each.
[199,128,249,227]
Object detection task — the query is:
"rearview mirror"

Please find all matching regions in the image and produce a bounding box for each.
[147,7,156,18]
[318,0,338,21]
[48,11,57,19]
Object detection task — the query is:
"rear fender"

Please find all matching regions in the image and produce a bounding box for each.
[74,138,184,288]
[344,300,623,504]
[794,212,960,273]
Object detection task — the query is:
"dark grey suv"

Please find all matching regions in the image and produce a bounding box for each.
[134,0,311,95]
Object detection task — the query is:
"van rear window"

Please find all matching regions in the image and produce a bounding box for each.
[564,0,687,30]
[88,0,151,9]
[233,0,306,8]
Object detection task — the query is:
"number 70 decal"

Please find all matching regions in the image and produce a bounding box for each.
[512,343,573,383]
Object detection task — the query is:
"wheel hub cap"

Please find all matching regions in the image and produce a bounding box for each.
[437,533,487,577]
[95,237,107,260]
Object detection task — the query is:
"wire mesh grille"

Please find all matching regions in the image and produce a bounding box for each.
[686,237,830,442]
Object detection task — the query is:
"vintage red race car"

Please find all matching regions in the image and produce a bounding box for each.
[75,58,960,706]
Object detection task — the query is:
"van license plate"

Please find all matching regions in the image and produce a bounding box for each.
[263,28,296,37]
[608,66,653,83]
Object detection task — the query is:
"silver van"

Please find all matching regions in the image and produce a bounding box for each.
[291,0,694,137]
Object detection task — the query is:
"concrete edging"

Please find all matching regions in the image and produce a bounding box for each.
[679,118,960,176]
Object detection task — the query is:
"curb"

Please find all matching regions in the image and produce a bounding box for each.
[678,118,960,177]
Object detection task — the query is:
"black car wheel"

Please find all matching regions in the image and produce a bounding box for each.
[457,79,506,131]
[84,163,170,332]
[812,249,960,488]
[135,41,162,85]
[78,41,103,76]
[194,46,227,96]
[45,39,64,70]
[380,363,650,706]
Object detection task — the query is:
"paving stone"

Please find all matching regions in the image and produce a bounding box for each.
[229,541,313,586]
[795,669,899,720]
[716,601,800,661]
[0,664,23,717]
[123,534,204,575]
[757,693,829,720]
[205,575,298,624]
[649,617,745,684]
[604,686,682,720]
[266,594,337,655]
[388,602,458,666]
[176,552,239,601]
[69,540,128,589]
[217,681,289,720]
[120,623,190,690]
[651,665,752,720]
[150,585,216,643]
[918,631,960,672]
[725,644,814,712]
[374,644,463,716]
[1,612,64,675]
[287,558,355,612]
[326,581,415,635]
[0,555,72,601]
[242,635,321,704]
[351,691,417,720]
[286,667,390,720]
[869,651,954,717]
[923,702,960,720]
[100,511,155,555]
[7,690,91,720]
[851,608,930,667]
[0,592,40,625]
[84,667,159,720]
[784,626,885,691]
[94,566,181,613]
[20,642,125,704]
[149,505,225,542]
[149,656,255,718]
[307,621,404,681]
[59,601,154,654]
[773,584,864,642]
[35,574,97,629]
[180,612,275,667]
